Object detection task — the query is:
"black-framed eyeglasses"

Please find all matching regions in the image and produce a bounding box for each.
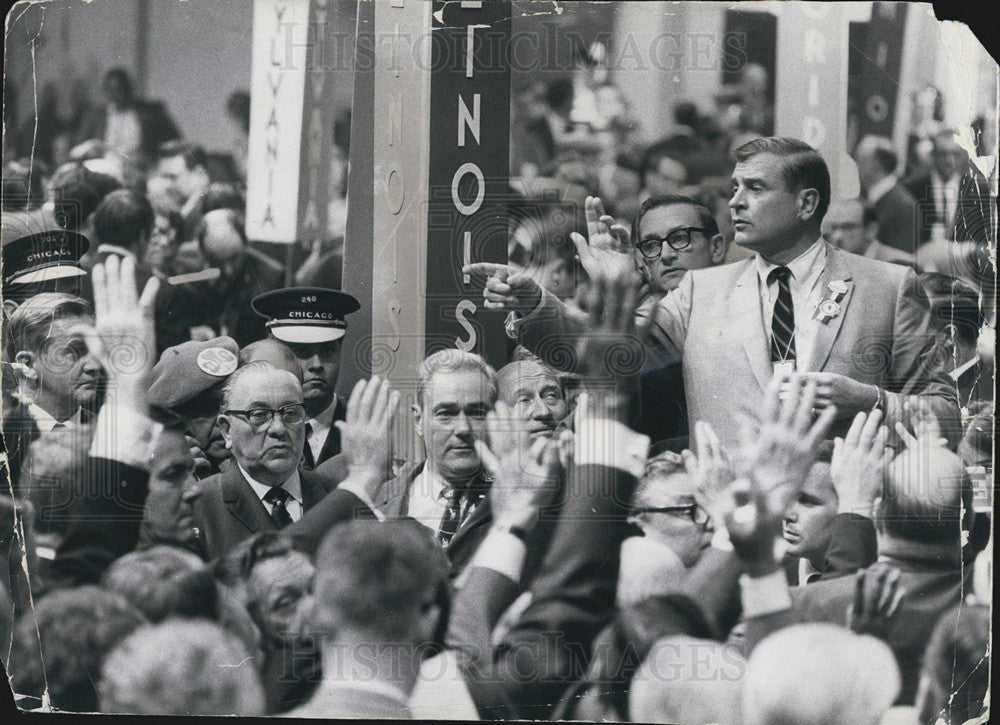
[635,227,706,259]
[632,503,710,526]
[223,404,307,429]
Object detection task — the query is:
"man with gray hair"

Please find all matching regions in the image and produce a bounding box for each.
[378,349,498,576]
[190,361,333,560]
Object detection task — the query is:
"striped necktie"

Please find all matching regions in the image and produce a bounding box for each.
[768,266,796,365]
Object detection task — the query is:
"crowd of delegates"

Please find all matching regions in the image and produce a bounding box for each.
[0,67,995,723]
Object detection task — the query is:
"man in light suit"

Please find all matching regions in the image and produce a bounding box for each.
[469,137,959,449]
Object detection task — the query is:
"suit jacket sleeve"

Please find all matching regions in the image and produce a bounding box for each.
[461,458,640,720]
[820,513,877,579]
[284,488,377,558]
[446,567,522,673]
[50,457,150,586]
[884,266,961,445]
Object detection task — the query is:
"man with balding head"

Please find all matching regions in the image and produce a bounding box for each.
[788,440,974,704]
[190,361,335,560]
[161,209,283,348]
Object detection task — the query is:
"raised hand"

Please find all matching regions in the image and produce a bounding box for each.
[846,563,905,637]
[734,374,838,513]
[474,402,561,532]
[569,195,635,281]
[895,397,948,449]
[831,410,888,517]
[463,262,543,312]
[335,375,400,491]
[683,420,734,532]
[82,255,160,412]
[575,268,644,422]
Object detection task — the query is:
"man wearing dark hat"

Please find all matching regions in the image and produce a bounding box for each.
[251,287,360,469]
[1,230,91,309]
[146,337,240,478]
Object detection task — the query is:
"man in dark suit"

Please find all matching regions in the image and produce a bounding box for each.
[190,361,334,560]
[855,135,920,255]
[786,443,974,704]
[904,129,995,244]
[158,209,284,348]
[251,287,362,469]
[378,349,498,578]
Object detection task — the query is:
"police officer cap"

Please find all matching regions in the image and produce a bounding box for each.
[2,230,89,287]
[147,336,240,410]
[251,287,361,344]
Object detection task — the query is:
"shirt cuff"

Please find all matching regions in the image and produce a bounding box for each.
[740,569,793,618]
[467,527,527,583]
[575,418,650,479]
[89,403,158,470]
[338,478,387,521]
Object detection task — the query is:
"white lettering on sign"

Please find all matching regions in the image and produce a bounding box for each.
[452,163,484,216]
[247,0,310,243]
[455,299,477,352]
[458,93,481,147]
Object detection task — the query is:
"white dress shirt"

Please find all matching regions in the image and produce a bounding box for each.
[238,464,304,522]
[407,466,451,532]
[305,395,338,463]
[104,107,142,160]
[28,403,84,433]
[931,171,960,232]
[755,239,827,372]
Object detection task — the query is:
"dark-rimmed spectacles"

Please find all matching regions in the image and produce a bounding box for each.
[223,404,307,429]
[632,503,710,526]
[635,227,706,259]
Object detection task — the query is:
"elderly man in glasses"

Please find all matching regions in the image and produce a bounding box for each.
[617,451,714,606]
[190,360,335,560]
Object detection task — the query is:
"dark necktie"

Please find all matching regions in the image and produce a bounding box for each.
[768,266,797,365]
[302,422,316,470]
[263,486,294,528]
[437,487,463,546]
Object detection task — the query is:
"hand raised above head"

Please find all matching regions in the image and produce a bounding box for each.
[78,255,160,413]
[335,375,400,489]
[474,402,561,532]
[831,410,888,516]
[733,373,838,516]
[569,195,634,281]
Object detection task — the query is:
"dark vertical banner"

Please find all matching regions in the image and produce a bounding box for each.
[426,0,511,368]
[854,1,908,145]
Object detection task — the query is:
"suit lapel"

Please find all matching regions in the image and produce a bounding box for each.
[728,262,772,391]
[807,246,854,372]
[222,466,275,535]
[299,470,329,510]
[316,398,347,465]
[447,492,491,560]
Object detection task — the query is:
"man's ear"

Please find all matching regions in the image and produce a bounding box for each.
[797,188,821,220]
[14,351,38,382]
[217,414,233,448]
[709,233,728,264]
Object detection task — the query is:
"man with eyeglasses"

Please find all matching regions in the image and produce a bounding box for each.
[190,360,337,560]
[619,451,714,605]
[251,287,361,470]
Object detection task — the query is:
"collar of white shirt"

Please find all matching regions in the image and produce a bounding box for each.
[314,677,409,708]
[307,395,339,447]
[755,237,826,289]
[238,463,303,510]
[28,403,83,433]
[798,556,823,585]
[867,174,898,205]
[407,465,451,529]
